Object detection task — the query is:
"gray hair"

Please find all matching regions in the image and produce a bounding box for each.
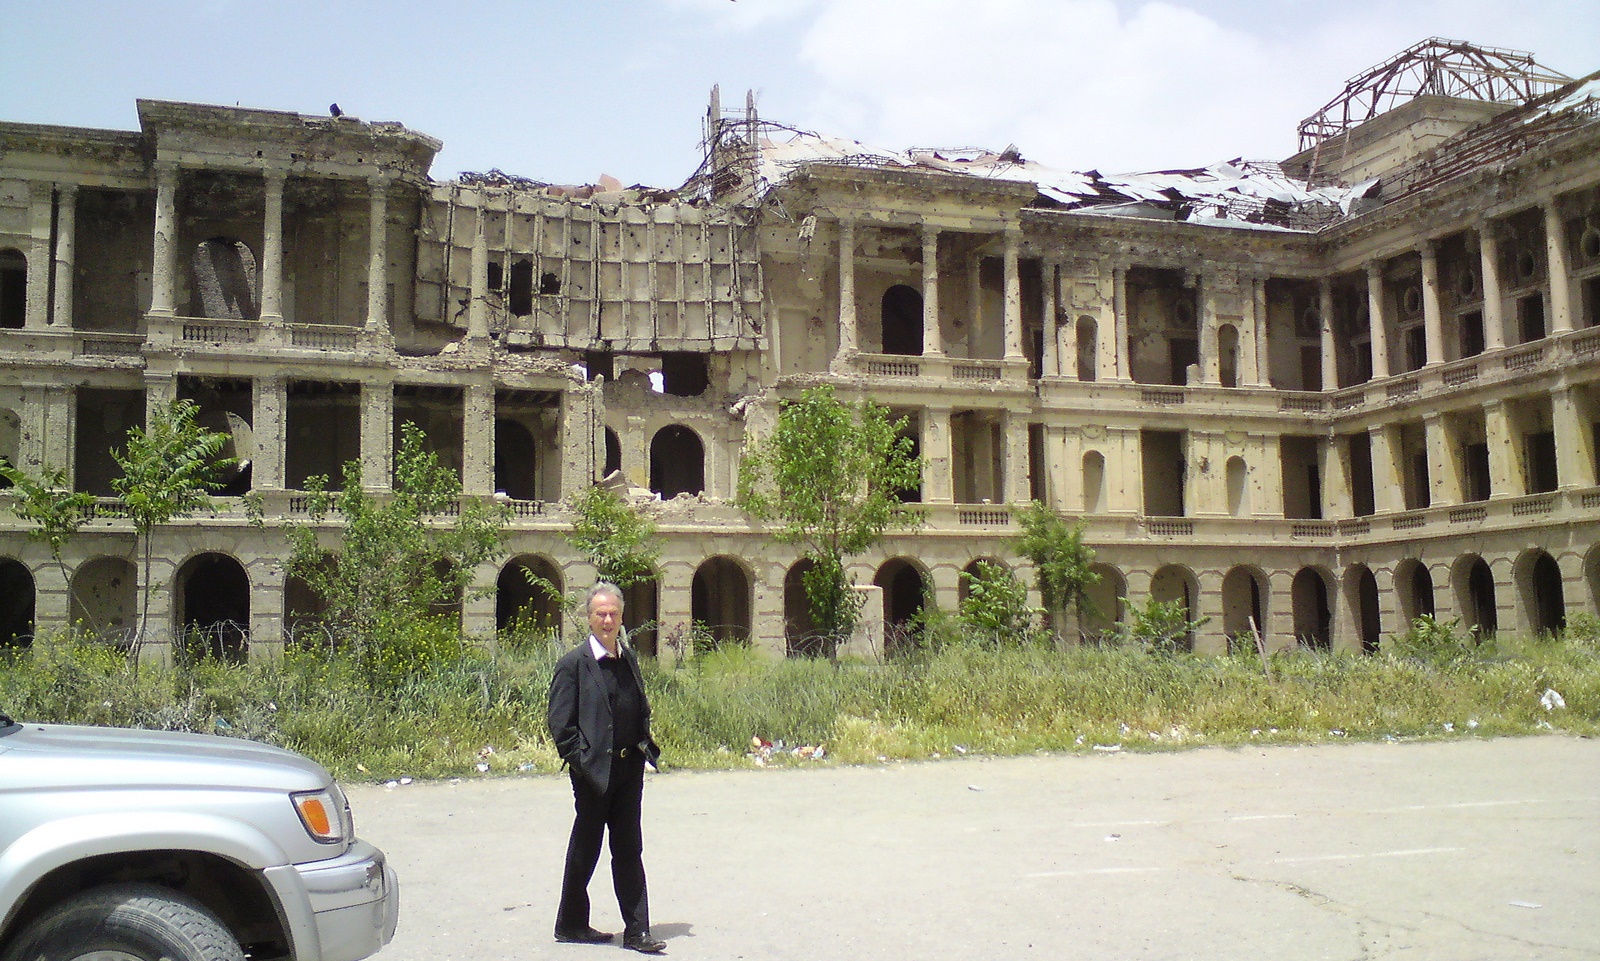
[587,581,624,613]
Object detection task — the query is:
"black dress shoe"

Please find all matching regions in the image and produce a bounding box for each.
[622,931,667,953]
[554,926,614,944]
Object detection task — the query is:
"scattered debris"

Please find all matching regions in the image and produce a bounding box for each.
[1540,689,1566,711]
[1509,900,1543,909]
[1093,744,1122,753]
[968,785,982,792]
[746,736,826,765]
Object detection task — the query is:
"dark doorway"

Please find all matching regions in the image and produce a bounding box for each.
[650,425,704,498]
[874,557,926,656]
[0,558,34,648]
[881,285,924,356]
[178,553,250,662]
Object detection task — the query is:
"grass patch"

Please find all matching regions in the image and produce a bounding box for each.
[3,628,1597,782]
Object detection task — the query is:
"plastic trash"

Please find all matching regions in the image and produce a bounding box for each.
[1540,689,1566,711]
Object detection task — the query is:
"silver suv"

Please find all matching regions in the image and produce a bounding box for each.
[0,710,398,961]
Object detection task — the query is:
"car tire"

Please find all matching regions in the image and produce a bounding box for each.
[0,882,244,961]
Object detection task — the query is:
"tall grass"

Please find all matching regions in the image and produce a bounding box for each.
[3,623,1597,781]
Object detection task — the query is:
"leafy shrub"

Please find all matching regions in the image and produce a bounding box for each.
[1113,597,1208,654]
[957,562,1042,646]
[1388,615,1478,663]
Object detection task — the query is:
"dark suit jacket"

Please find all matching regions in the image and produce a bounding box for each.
[547,638,660,794]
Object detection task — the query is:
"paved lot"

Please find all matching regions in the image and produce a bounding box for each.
[352,736,1600,961]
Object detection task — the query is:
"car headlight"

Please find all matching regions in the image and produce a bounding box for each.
[292,786,351,844]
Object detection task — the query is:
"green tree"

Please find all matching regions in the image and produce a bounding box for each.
[281,422,507,682]
[111,400,235,651]
[0,464,98,638]
[957,560,1042,645]
[736,385,923,654]
[1014,501,1099,643]
[565,484,661,588]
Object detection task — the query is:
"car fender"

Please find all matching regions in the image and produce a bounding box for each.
[0,810,290,935]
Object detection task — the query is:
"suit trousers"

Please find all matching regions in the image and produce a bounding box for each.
[557,752,649,935]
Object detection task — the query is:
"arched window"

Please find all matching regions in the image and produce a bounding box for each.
[191,238,258,320]
[1226,456,1249,517]
[1076,317,1098,381]
[881,284,924,356]
[650,425,704,498]
[1082,451,1105,513]
[604,427,623,479]
[1218,324,1240,387]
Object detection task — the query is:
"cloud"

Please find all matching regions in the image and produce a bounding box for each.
[658,0,819,32]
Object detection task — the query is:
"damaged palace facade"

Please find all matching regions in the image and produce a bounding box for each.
[4,40,1600,659]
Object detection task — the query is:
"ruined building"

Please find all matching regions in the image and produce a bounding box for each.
[3,39,1599,659]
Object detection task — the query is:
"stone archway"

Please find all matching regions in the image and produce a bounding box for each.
[0,558,34,648]
[70,556,137,646]
[692,555,751,651]
[1346,565,1381,653]
[497,554,563,636]
[1517,549,1565,636]
[1291,567,1332,650]
[1221,566,1266,646]
[176,553,250,662]
[874,556,927,656]
[650,425,705,498]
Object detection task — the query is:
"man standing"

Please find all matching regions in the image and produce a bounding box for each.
[547,582,666,953]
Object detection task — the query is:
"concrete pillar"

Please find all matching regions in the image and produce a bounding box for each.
[1194,569,1227,656]
[468,196,491,339]
[360,380,394,491]
[1321,434,1350,519]
[1369,425,1403,513]
[1319,279,1337,391]
[1484,399,1518,499]
[25,183,52,328]
[462,383,495,495]
[259,171,286,324]
[921,223,942,357]
[144,375,177,423]
[1040,259,1058,377]
[1247,276,1267,387]
[50,183,76,328]
[922,406,953,504]
[1424,413,1460,506]
[1002,230,1024,362]
[1198,274,1219,385]
[1059,272,1079,382]
[1002,410,1030,505]
[1551,386,1596,489]
[365,175,390,333]
[252,376,287,491]
[559,383,603,499]
[1479,223,1506,350]
[1420,241,1444,365]
[462,561,499,640]
[832,216,857,369]
[250,560,286,658]
[1365,262,1390,379]
[150,163,179,317]
[1545,200,1573,335]
[1113,265,1131,381]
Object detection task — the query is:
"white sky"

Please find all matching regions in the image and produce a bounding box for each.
[2,0,1596,187]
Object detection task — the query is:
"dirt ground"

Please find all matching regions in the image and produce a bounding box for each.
[351,735,1600,961]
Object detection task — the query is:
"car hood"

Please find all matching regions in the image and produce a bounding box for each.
[0,722,332,793]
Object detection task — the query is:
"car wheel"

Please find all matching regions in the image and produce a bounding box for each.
[0,882,244,961]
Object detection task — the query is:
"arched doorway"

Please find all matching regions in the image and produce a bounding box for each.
[1221,566,1266,646]
[1346,565,1381,653]
[624,575,660,657]
[784,558,823,657]
[497,555,563,636]
[1518,550,1565,636]
[177,553,250,662]
[1291,567,1332,650]
[874,557,927,656]
[692,555,751,651]
[1455,555,1498,635]
[1149,564,1198,651]
[1081,564,1124,642]
[881,284,924,356]
[70,556,137,646]
[1082,451,1106,513]
[650,425,704,498]
[1395,559,1435,625]
[604,427,623,478]
[0,558,34,648]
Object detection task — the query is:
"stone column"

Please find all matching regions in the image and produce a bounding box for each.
[468,194,491,339]
[1247,276,1267,387]
[462,383,495,495]
[831,216,857,369]
[1420,241,1444,365]
[1112,265,1131,381]
[1321,435,1350,519]
[921,406,953,503]
[1545,200,1573,335]
[360,380,394,491]
[50,183,77,328]
[1478,222,1506,350]
[25,183,52,328]
[1060,272,1079,382]
[1040,259,1058,377]
[1365,262,1389,379]
[143,375,177,425]
[259,170,286,324]
[1319,279,1337,391]
[920,223,943,357]
[1368,426,1403,513]
[1424,413,1460,506]
[1551,386,1596,489]
[252,376,287,491]
[1484,399,1518,499]
[1002,230,1024,362]
[365,175,390,333]
[150,163,180,317]
[1197,273,1219,385]
[1002,410,1030,504]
